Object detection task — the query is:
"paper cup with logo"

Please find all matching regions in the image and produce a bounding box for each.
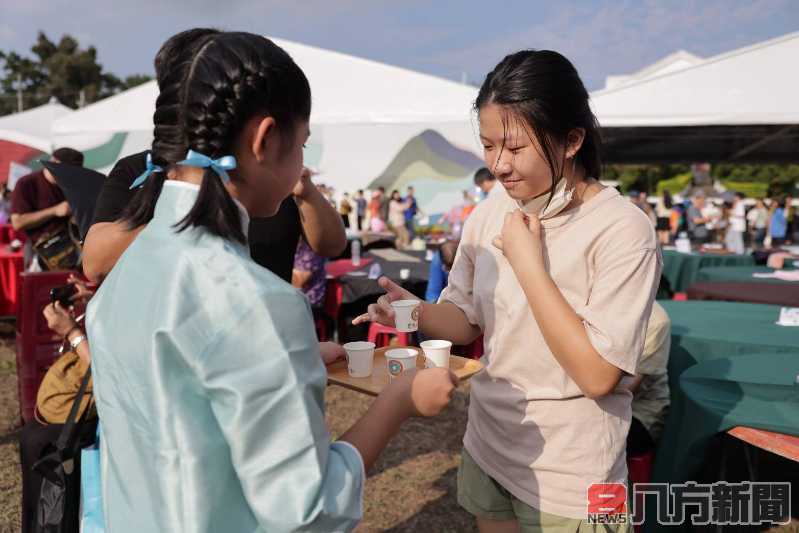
[385,348,419,380]
[420,340,452,369]
[391,299,421,332]
[342,341,375,378]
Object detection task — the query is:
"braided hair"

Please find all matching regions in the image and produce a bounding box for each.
[154,28,220,84]
[122,31,311,244]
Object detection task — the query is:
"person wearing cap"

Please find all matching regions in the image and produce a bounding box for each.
[10,147,83,269]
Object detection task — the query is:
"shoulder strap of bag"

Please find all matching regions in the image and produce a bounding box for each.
[54,366,93,455]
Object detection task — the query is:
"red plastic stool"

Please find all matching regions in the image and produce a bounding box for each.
[627,450,654,532]
[15,271,75,423]
[367,322,410,348]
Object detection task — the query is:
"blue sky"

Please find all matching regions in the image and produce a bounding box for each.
[1,0,797,90]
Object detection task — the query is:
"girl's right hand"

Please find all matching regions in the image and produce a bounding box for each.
[43,302,78,338]
[388,367,457,417]
[351,276,417,327]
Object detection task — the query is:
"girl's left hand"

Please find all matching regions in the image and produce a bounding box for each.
[67,274,94,305]
[492,210,545,270]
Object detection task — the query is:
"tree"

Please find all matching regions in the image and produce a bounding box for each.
[603,164,690,194]
[0,31,151,115]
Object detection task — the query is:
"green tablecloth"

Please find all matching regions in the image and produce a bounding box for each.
[653,301,799,485]
[645,301,799,531]
[675,353,799,478]
[695,265,799,285]
[661,250,755,293]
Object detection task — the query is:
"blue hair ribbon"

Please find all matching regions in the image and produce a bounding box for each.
[129,153,164,189]
[177,150,236,183]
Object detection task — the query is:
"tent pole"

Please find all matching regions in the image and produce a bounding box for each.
[730,125,797,161]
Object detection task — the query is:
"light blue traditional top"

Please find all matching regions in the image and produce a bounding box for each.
[87,181,364,533]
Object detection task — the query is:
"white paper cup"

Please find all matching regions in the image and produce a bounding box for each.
[420,340,452,369]
[391,299,421,332]
[385,348,419,379]
[342,341,375,378]
[399,268,411,280]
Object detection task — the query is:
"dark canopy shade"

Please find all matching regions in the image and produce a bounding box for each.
[592,33,799,165]
[601,124,799,164]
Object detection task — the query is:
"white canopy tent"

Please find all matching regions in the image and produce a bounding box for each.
[0,97,72,152]
[51,37,483,212]
[591,31,799,163]
[603,50,703,91]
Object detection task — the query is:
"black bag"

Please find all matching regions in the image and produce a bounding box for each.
[19,369,96,533]
[32,223,81,271]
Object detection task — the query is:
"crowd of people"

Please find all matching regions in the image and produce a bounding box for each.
[306,184,423,249]
[630,189,796,253]
[9,26,795,533]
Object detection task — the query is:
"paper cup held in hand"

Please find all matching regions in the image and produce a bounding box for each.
[343,341,375,378]
[391,299,421,332]
[420,339,452,369]
[384,348,418,379]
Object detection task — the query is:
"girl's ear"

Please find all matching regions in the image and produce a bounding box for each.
[251,116,277,163]
[565,128,586,159]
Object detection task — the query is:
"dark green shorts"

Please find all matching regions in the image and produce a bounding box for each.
[457,449,631,533]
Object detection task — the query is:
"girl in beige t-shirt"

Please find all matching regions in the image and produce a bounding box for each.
[357,50,660,532]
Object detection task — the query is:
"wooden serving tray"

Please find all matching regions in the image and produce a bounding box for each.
[327,346,484,396]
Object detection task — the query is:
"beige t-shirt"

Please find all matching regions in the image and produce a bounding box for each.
[632,301,671,442]
[440,185,661,519]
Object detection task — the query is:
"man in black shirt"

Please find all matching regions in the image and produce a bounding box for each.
[83,151,346,283]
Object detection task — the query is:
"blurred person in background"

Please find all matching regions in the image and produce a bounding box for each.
[769,197,788,248]
[687,193,710,245]
[473,167,500,201]
[404,185,419,239]
[726,192,746,254]
[0,183,11,224]
[338,192,352,229]
[637,191,657,226]
[655,190,673,244]
[292,237,327,311]
[355,189,367,231]
[368,188,387,232]
[11,147,83,270]
[388,189,411,248]
[747,198,769,249]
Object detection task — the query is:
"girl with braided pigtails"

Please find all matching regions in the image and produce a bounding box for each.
[86,31,456,533]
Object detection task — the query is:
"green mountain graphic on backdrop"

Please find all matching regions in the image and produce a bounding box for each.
[12,132,127,172]
[368,129,482,191]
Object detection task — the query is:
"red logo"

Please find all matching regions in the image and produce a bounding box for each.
[587,483,628,516]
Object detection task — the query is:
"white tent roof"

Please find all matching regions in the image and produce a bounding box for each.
[0,98,72,151]
[604,50,703,90]
[52,36,478,135]
[591,31,799,127]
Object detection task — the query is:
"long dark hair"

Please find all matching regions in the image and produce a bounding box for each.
[475,50,602,201]
[122,31,311,244]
